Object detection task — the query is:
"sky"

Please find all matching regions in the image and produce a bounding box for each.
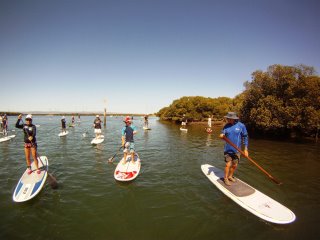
[1,0,319,114]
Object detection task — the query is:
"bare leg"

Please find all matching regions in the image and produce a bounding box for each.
[228,163,238,179]
[25,147,31,167]
[224,161,231,179]
[224,161,231,186]
[123,152,127,164]
[131,152,135,164]
[31,147,39,169]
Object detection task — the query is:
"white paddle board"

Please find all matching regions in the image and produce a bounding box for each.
[180,127,188,132]
[91,135,104,145]
[143,126,151,130]
[13,156,48,202]
[58,131,69,137]
[114,153,141,181]
[201,164,296,224]
[0,135,16,143]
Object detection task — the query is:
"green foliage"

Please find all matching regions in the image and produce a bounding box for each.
[156,64,319,138]
[240,64,320,137]
[156,96,235,121]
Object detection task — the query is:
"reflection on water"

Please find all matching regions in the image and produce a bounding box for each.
[0,116,319,240]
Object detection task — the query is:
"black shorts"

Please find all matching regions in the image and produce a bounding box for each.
[224,152,240,164]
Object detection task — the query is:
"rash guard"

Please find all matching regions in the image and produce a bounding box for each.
[15,119,37,144]
[222,121,248,154]
[122,125,137,143]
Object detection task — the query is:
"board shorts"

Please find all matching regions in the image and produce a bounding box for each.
[24,142,37,149]
[123,142,135,153]
[224,152,240,164]
[94,129,102,134]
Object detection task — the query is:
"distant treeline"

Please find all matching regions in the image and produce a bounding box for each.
[156,64,320,139]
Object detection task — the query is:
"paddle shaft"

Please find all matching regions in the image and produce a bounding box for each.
[222,135,282,185]
[108,146,123,163]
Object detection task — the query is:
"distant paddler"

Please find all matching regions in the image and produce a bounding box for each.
[144,115,149,128]
[15,114,41,174]
[93,115,102,138]
[2,114,8,136]
[61,116,67,133]
[208,115,212,128]
[180,114,188,131]
[206,115,213,133]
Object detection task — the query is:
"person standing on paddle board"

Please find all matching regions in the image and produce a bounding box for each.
[93,115,102,138]
[15,114,41,175]
[181,114,187,129]
[144,115,149,128]
[208,115,212,128]
[219,112,249,186]
[2,114,8,136]
[121,116,137,164]
[61,116,67,133]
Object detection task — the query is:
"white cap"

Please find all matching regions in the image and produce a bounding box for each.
[62,116,65,119]
[96,115,99,117]
[25,114,32,120]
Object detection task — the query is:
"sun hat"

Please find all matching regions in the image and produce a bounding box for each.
[123,116,132,123]
[25,114,32,120]
[96,115,99,118]
[224,112,239,120]
[62,116,65,119]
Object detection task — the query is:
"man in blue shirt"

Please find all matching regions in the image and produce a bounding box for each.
[220,112,249,186]
[121,116,138,164]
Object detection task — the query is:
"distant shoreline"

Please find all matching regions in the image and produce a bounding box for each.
[0,111,154,117]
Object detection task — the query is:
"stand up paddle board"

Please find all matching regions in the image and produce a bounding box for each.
[201,164,296,224]
[91,135,104,145]
[58,131,69,137]
[13,156,48,202]
[180,127,188,132]
[114,153,141,181]
[0,135,16,143]
[143,126,151,130]
[206,128,213,134]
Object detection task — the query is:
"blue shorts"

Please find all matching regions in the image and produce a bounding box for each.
[124,142,135,153]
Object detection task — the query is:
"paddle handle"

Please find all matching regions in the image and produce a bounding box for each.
[221,135,282,185]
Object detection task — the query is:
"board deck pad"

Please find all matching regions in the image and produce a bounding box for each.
[202,164,296,224]
[13,156,48,202]
[206,166,256,197]
[114,154,141,181]
[216,178,255,197]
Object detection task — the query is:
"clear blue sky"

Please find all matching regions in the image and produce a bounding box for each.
[1,0,319,114]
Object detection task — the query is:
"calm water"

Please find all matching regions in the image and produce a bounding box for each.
[0,116,319,240]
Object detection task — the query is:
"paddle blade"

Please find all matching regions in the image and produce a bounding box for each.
[47,173,58,189]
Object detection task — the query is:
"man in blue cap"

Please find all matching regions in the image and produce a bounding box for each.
[220,112,249,186]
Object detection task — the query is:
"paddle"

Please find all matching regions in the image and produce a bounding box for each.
[35,153,58,189]
[221,135,282,185]
[108,146,123,163]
